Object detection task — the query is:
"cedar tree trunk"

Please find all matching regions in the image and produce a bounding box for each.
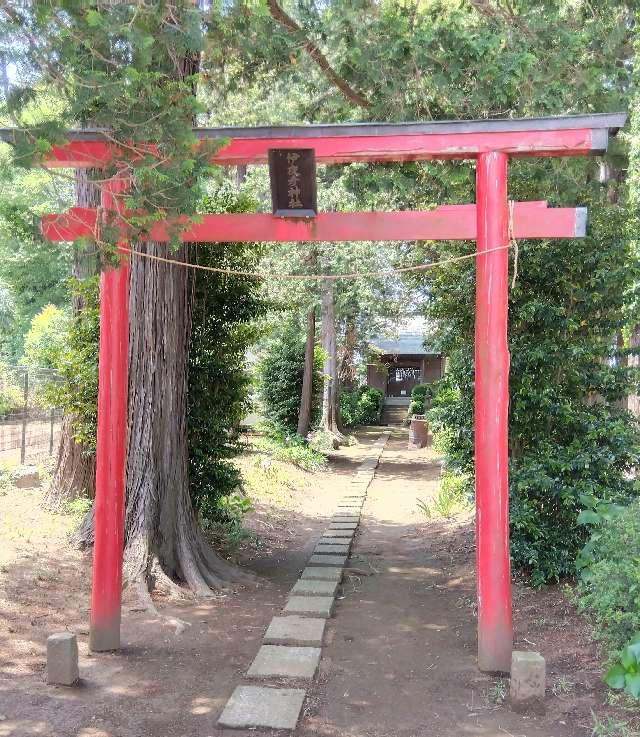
[297,306,316,437]
[320,286,343,435]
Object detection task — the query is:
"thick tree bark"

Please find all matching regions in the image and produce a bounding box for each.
[338,317,357,388]
[77,15,255,594]
[297,306,316,437]
[123,242,252,593]
[46,170,98,506]
[320,286,344,436]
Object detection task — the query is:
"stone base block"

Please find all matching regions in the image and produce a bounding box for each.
[510,651,545,713]
[46,632,79,686]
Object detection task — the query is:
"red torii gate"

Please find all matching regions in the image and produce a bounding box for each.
[8,112,625,674]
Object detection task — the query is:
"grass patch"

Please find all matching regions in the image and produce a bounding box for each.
[417,471,472,518]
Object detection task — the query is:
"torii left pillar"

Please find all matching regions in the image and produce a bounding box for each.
[89,176,129,652]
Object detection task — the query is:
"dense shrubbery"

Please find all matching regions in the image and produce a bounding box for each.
[576,499,640,653]
[340,386,383,427]
[408,383,438,416]
[188,188,267,526]
[257,318,323,435]
[47,277,99,452]
[426,197,640,585]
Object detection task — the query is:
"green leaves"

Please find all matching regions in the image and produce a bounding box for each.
[604,635,640,700]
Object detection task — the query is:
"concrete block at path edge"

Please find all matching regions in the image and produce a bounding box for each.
[322,529,354,539]
[291,579,338,596]
[309,554,347,566]
[314,543,350,555]
[46,632,79,686]
[218,685,306,730]
[285,596,334,618]
[263,615,325,646]
[510,651,546,713]
[301,566,343,581]
[13,466,41,489]
[247,645,321,679]
[329,522,358,530]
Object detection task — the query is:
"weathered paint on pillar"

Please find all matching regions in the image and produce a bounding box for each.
[475,151,513,673]
[89,176,129,652]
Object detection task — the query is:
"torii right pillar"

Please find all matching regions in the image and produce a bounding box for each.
[475,150,513,673]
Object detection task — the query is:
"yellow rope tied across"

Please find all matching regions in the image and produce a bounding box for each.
[120,241,517,281]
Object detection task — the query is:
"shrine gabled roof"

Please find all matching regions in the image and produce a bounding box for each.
[371,333,440,357]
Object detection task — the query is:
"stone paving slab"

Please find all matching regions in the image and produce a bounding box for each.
[322,529,354,538]
[329,522,358,530]
[300,566,343,581]
[285,596,334,618]
[247,645,321,679]
[315,543,350,554]
[309,554,347,566]
[218,685,306,730]
[291,579,338,596]
[264,615,326,646]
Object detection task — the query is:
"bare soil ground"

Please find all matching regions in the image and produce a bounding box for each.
[0,428,637,737]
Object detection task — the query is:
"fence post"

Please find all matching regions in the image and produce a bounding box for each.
[20,369,28,465]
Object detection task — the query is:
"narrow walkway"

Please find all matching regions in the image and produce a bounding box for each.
[297,428,580,737]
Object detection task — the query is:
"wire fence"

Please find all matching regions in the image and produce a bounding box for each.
[0,362,64,465]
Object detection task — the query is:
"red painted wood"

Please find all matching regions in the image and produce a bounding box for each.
[41,201,583,243]
[43,128,595,168]
[89,176,129,653]
[475,151,513,673]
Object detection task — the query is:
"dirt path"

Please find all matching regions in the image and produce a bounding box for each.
[0,428,630,736]
[298,429,616,737]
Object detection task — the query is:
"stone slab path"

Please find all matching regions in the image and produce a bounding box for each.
[217,431,391,731]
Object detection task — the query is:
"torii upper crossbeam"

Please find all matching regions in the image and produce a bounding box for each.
[13,111,625,674]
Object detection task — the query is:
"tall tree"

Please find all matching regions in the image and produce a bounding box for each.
[1,2,254,594]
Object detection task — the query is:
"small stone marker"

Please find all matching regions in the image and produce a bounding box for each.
[510,651,546,713]
[291,579,338,596]
[309,554,346,566]
[314,543,350,554]
[46,632,79,686]
[247,645,321,679]
[13,466,41,489]
[218,685,306,730]
[264,615,325,646]
[285,596,334,618]
[301,566,342,581]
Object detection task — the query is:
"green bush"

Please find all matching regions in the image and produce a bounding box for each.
[188,188,267,527]
[575,499,640,653]
[340,386,383,427]
[409,382,438,416]
[257,319,323,435]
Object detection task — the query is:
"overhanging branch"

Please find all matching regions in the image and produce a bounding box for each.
[265,0,371,109]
